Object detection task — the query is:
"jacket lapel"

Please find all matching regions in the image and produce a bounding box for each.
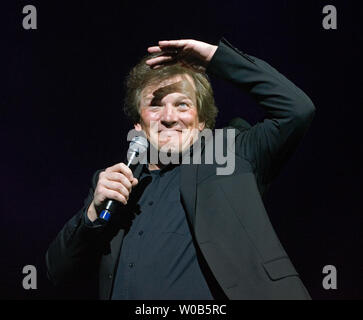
[180,163,198,228]
[179,132,209,229]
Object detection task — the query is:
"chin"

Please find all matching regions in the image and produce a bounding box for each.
[159,143,181,154]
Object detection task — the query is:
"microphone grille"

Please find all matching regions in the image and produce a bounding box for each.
[128,135,148,154]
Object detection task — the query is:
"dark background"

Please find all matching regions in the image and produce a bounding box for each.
[1,0,362,300]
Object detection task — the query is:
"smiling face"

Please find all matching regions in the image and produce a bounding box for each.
[134,74,205,154]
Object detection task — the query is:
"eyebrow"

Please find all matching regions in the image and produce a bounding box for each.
[148,94,193,106]
[146,92,191,101]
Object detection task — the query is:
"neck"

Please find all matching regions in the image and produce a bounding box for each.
[146,148,185,171]
[148,163,165,171]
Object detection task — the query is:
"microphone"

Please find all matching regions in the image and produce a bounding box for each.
[99,135,148,221]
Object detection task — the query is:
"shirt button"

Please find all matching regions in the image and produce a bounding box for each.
[128,262,135,268]
[108,274,112,279]
[138,230,144,236]
[148,201,154,206]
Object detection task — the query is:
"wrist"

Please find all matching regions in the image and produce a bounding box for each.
[206,45,218,63]
[87,201,98,222]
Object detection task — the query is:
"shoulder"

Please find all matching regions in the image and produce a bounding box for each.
[225,117,252,132]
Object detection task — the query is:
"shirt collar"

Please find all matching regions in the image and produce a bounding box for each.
[141,162,180,176]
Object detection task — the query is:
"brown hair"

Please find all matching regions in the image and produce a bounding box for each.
[123,53,218,129]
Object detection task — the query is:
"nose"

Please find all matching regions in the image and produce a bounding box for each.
[160,104,178,128]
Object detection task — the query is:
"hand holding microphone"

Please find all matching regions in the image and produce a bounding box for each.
[87,136,148,222]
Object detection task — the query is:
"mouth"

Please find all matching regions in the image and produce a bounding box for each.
[158,129,183,133]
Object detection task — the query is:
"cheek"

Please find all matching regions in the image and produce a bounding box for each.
[140,110,161,131]
[180,110,199,127]
[148,112,161,121]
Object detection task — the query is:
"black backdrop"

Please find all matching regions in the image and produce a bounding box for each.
[1,0,362,300]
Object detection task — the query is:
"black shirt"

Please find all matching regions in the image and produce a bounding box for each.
[110,164,214,300]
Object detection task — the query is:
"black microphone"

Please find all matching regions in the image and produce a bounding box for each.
[99,136,148,221]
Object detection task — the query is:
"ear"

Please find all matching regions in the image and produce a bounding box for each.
[198,121,205,131]
[134,123,142,131]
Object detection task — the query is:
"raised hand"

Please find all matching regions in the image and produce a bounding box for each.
[146,39,217,71]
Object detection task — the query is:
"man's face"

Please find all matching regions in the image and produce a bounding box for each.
[134,75,205,154]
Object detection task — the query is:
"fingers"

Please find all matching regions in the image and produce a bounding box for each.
[95,163,139,206]
[147,40,188,56]
[147,40,186,53]
[105,163,134,182]
[158,40,189,48]
[146,55,174,68]
[102,180,130,201]
[103,171,132,191]
[147,46,162,53]
[98,187,128,205]
[146,43,181,68]
[146,40,194,69]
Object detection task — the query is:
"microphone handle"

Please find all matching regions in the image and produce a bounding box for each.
[99,152,137,221]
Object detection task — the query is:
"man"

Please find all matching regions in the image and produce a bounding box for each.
[46,38,315,299]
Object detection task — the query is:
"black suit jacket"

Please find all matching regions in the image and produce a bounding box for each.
[46,38,315,300]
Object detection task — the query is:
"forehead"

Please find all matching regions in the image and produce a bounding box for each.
[141,74,196,103]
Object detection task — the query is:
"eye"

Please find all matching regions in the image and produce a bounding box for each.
[177,102,189,109]
[149,105,162,111]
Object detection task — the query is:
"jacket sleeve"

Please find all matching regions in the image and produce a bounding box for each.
[206,38,316,186]
[45,169,108,286]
